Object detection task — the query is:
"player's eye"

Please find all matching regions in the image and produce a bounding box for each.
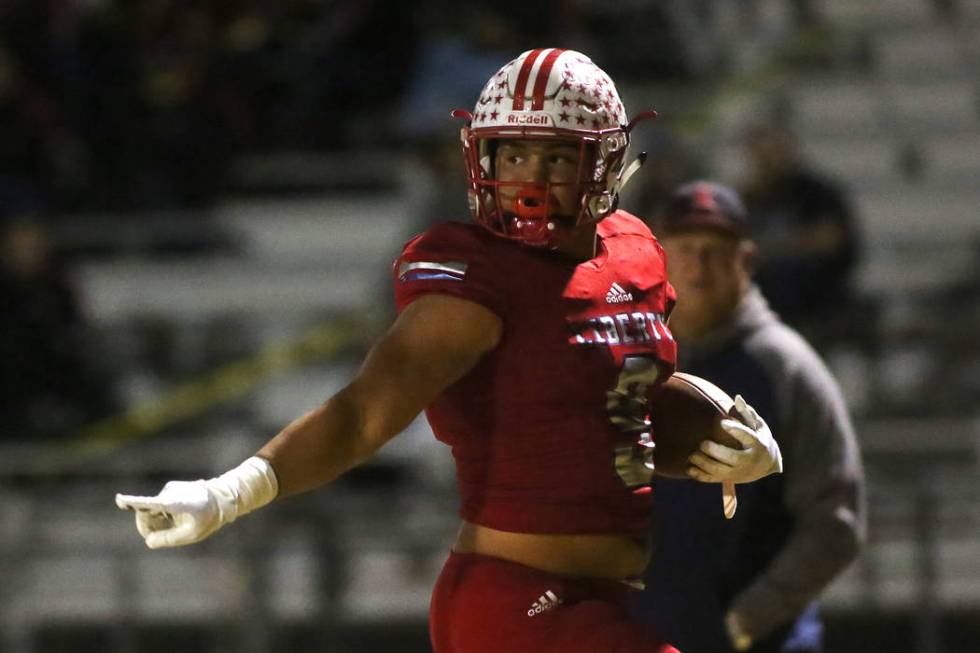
[549,151,577,165]
[498,149,524,165]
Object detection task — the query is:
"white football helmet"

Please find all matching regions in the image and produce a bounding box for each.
[453,48,656,247]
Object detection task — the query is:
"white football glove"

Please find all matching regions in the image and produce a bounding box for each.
[687,394,783,484]
[115,456,278,549]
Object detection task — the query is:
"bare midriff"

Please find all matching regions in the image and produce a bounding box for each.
[453,521,651,580]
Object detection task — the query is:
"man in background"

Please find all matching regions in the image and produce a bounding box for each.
[633,181,865,652]
[0,215,117,439]
[740,124,860,344]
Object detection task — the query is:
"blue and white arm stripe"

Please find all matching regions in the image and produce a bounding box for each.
[398,261,468,282]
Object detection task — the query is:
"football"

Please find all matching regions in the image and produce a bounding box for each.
[647,372,743,479]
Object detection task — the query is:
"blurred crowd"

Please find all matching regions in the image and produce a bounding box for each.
[0,0,819,215]
[0,0,423,213]
[0,0,860,440]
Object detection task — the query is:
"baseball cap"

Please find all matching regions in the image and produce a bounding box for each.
[660,180,747,238]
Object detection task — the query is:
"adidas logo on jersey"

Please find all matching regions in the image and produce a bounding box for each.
[527,590,563,617]
[605,282,633,304]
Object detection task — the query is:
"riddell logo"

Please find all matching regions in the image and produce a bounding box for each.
[527,590,563,617]
[507,114,551,125]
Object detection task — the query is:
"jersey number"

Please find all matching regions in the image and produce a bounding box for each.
[607,355,659,487]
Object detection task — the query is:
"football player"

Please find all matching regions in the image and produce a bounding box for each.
[117,49,781,653]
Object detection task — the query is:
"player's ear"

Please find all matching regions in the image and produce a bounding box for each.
[738,239,758,276]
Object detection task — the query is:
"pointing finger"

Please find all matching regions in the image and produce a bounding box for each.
[116,494,169,513]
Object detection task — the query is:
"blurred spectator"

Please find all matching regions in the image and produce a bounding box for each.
[633,181,865,653]
[397,5,520,233]
[0,44,84,209]
[584,3,695,81]
[0,215,117,440]
[280,0,421,149]
[71,2,242,209]
[738,123,860,342]
[631,124,706,224]
[0,1,425,212]
[398,3,530,142]
[4,0,774,216]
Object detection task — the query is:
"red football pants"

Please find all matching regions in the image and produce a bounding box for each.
[429,552,680,653]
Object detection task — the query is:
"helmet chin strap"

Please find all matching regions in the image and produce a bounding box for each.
[607,109,657,199]
[616,151,648,195]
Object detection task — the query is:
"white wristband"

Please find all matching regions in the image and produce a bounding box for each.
[209,456,280,525]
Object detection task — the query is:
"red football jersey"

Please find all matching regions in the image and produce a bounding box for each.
[393,211,677,536]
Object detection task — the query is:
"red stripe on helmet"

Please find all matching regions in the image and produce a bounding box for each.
[512,49,545,111]
[531,48,564,110]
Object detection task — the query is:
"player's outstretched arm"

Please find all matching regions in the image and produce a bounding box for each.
[116,294,502,548]
[687,395,783,484]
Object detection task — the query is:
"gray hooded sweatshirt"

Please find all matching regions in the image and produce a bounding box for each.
[633,286,866,653]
